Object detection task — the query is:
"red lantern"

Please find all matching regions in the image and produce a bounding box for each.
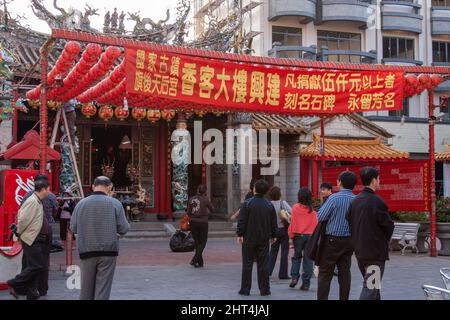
[431,75,443,87]
[418,74,432,89]
[147,109,161,123]
[161,109,176,122]
[114,106,129,121]
[98,105,114,121]
[405,74,417,87]
[81,103,97,118]
[415,83,425,95]
[65,41,82,54]
[132,107,146,121]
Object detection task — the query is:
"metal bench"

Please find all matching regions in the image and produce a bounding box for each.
[422,285,450,300]
[440,268,450,290]
[391,222,420,255]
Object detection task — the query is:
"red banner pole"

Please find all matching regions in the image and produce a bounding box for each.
[428,90,437,257]
[320,117,325,169]
[39,42,51,173]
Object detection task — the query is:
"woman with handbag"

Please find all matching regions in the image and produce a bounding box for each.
[268,186,292,280]
[288,187,318,291]
[187,184,214,268]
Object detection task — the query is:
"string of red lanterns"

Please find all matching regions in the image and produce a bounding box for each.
[25,41,82,100]
[77,60,126,103]
[404,74,443,97]
[52,43,102,101]
[59,46,121,101]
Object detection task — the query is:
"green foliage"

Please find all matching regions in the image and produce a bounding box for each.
[391,198,450,223]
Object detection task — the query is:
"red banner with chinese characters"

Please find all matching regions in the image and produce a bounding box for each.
[125,47,404,115]
[322,160,429,212]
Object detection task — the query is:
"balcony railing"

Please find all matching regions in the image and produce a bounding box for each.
[431,6,450,35]
[268,0,317,22]
[268,45,318,60]
[319,48,377,63]
[382,57,423,65]
[381,0,423,34]
[318,0,375,27]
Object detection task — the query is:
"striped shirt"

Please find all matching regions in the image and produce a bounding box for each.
[317,189,355,237]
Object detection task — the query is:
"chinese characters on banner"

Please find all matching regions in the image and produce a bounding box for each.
[125,47,405,114]
[322,161,429,212]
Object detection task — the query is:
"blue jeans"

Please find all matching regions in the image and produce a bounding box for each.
[290,234,314,287]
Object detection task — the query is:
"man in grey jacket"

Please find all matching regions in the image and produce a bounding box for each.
[70,176,130,300]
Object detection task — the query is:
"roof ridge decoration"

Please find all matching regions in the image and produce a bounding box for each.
[301,134,409,160]
[436,145,450,162]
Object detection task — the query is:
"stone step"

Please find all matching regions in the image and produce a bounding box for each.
[123,230,236,239]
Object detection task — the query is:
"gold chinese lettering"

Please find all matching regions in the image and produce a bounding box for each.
[232,69,247,103]
[249,71,265,104]
[134,71,144,91]
[136,50,145,69]
[199,65,215,99]
[148,52,157,72]
[181,63,197,96]
[214,68,231,101]
[322,73,336,92]
[266,73,281,106]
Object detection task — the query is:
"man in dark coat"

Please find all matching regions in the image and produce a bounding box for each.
[237,179,277,296]
[347,167,394,300]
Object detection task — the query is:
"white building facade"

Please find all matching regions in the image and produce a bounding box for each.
[192,0,450,198]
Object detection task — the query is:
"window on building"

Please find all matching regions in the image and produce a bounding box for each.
[317,31,362,63]
[383,37,415,60]
[272,26,302,47]
[432,0,450,7]
[389,98,410,117]
[272,26,303,59]
[433,41,450,63]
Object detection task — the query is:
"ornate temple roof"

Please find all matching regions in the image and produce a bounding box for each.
[252,114,306,134]
[436,145,450,162]
[300,134,409,161]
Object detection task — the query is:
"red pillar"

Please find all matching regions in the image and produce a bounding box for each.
[12,89,18,144]
[39,46,49,173]
[311,160,319,197]
[428,90,437,257]
[300,157,309,188]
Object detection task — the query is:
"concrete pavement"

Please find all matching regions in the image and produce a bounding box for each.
[1,237,449,300]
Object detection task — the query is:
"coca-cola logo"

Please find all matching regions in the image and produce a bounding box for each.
[14,174,34,206]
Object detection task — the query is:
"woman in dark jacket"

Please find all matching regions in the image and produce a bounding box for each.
[187,184,214,268]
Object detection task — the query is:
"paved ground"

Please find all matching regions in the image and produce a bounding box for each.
[1,237,449,300]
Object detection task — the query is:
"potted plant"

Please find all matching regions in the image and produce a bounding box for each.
[391,211,429,253]
[437,197,450,256]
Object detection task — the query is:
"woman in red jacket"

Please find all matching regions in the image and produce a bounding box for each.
[288,188,318,291]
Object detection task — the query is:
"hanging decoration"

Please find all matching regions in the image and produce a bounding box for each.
[77,60,126,103]
[403,74,444,98]
[98,105,114,121]
[81,103,97,118]
[25,41,82,101]
[147,109,161,123]
[195,110,207,117]
[131,106,146,121]
[114,105,129,121]
[161,109,175,122]
[53,43,102,101]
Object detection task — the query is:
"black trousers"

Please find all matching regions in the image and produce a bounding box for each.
[357,259,385,300]
[8,235,48,293]
[317,236,353,300]
[268,227,289,278]
[190,221,208,266]
[240,242,270,295]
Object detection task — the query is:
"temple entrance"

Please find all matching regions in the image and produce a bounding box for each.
[91,125,132,189]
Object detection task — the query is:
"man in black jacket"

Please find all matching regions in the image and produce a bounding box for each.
[237,179,277,296]
[347,167,394,300]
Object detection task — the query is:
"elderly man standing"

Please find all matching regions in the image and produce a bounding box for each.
[8,179,51,300]
[70,176,130,300]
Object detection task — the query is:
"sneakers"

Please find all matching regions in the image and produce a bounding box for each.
[238,290,250,296]
[260,291,271,296]
[300,284,310,291]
